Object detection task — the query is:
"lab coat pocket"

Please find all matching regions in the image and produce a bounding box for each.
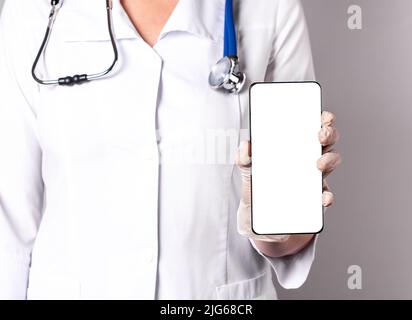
[27,274,81,300]
[215,272,277,300]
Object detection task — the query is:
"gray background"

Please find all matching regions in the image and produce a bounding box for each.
[1,0,411,299]
[277,0,412,300]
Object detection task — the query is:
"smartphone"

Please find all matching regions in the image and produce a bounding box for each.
[249,82,323,235]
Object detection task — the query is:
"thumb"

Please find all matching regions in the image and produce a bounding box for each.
[236,140,251,168]
[235,141,251,206]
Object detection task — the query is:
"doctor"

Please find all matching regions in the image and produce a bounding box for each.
[0,0,341,300]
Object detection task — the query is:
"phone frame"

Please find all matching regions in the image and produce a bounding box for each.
[249,81,325,235]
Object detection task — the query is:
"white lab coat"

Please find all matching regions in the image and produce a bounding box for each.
[0,0,317,300]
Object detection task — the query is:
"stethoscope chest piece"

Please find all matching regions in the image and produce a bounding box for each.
[208,0,246,95]
[208,56,246,94]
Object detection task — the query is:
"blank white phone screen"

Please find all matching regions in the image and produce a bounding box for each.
[250,82,323,235]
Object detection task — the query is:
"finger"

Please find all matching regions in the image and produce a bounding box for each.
[319,126,340,147]
[235,140,251,168]
[317,151,342,174]
[322,180,334,207]
[321,111,336,127]
[322,191,334,207]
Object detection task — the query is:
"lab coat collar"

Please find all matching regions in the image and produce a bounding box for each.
[159,0,225,43]
[58,0,225,43]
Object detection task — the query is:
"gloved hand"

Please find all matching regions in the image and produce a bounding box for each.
[236,111,341,243]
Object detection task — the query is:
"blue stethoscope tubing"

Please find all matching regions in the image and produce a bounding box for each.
[224,0,237,57]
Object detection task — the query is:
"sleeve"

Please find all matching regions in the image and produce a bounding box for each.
[256,0,317,289]
[265,0,315,82]
[0,1,44,299]
[250,236,317,289]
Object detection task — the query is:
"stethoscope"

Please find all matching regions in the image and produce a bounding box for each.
[32,0,246,94]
